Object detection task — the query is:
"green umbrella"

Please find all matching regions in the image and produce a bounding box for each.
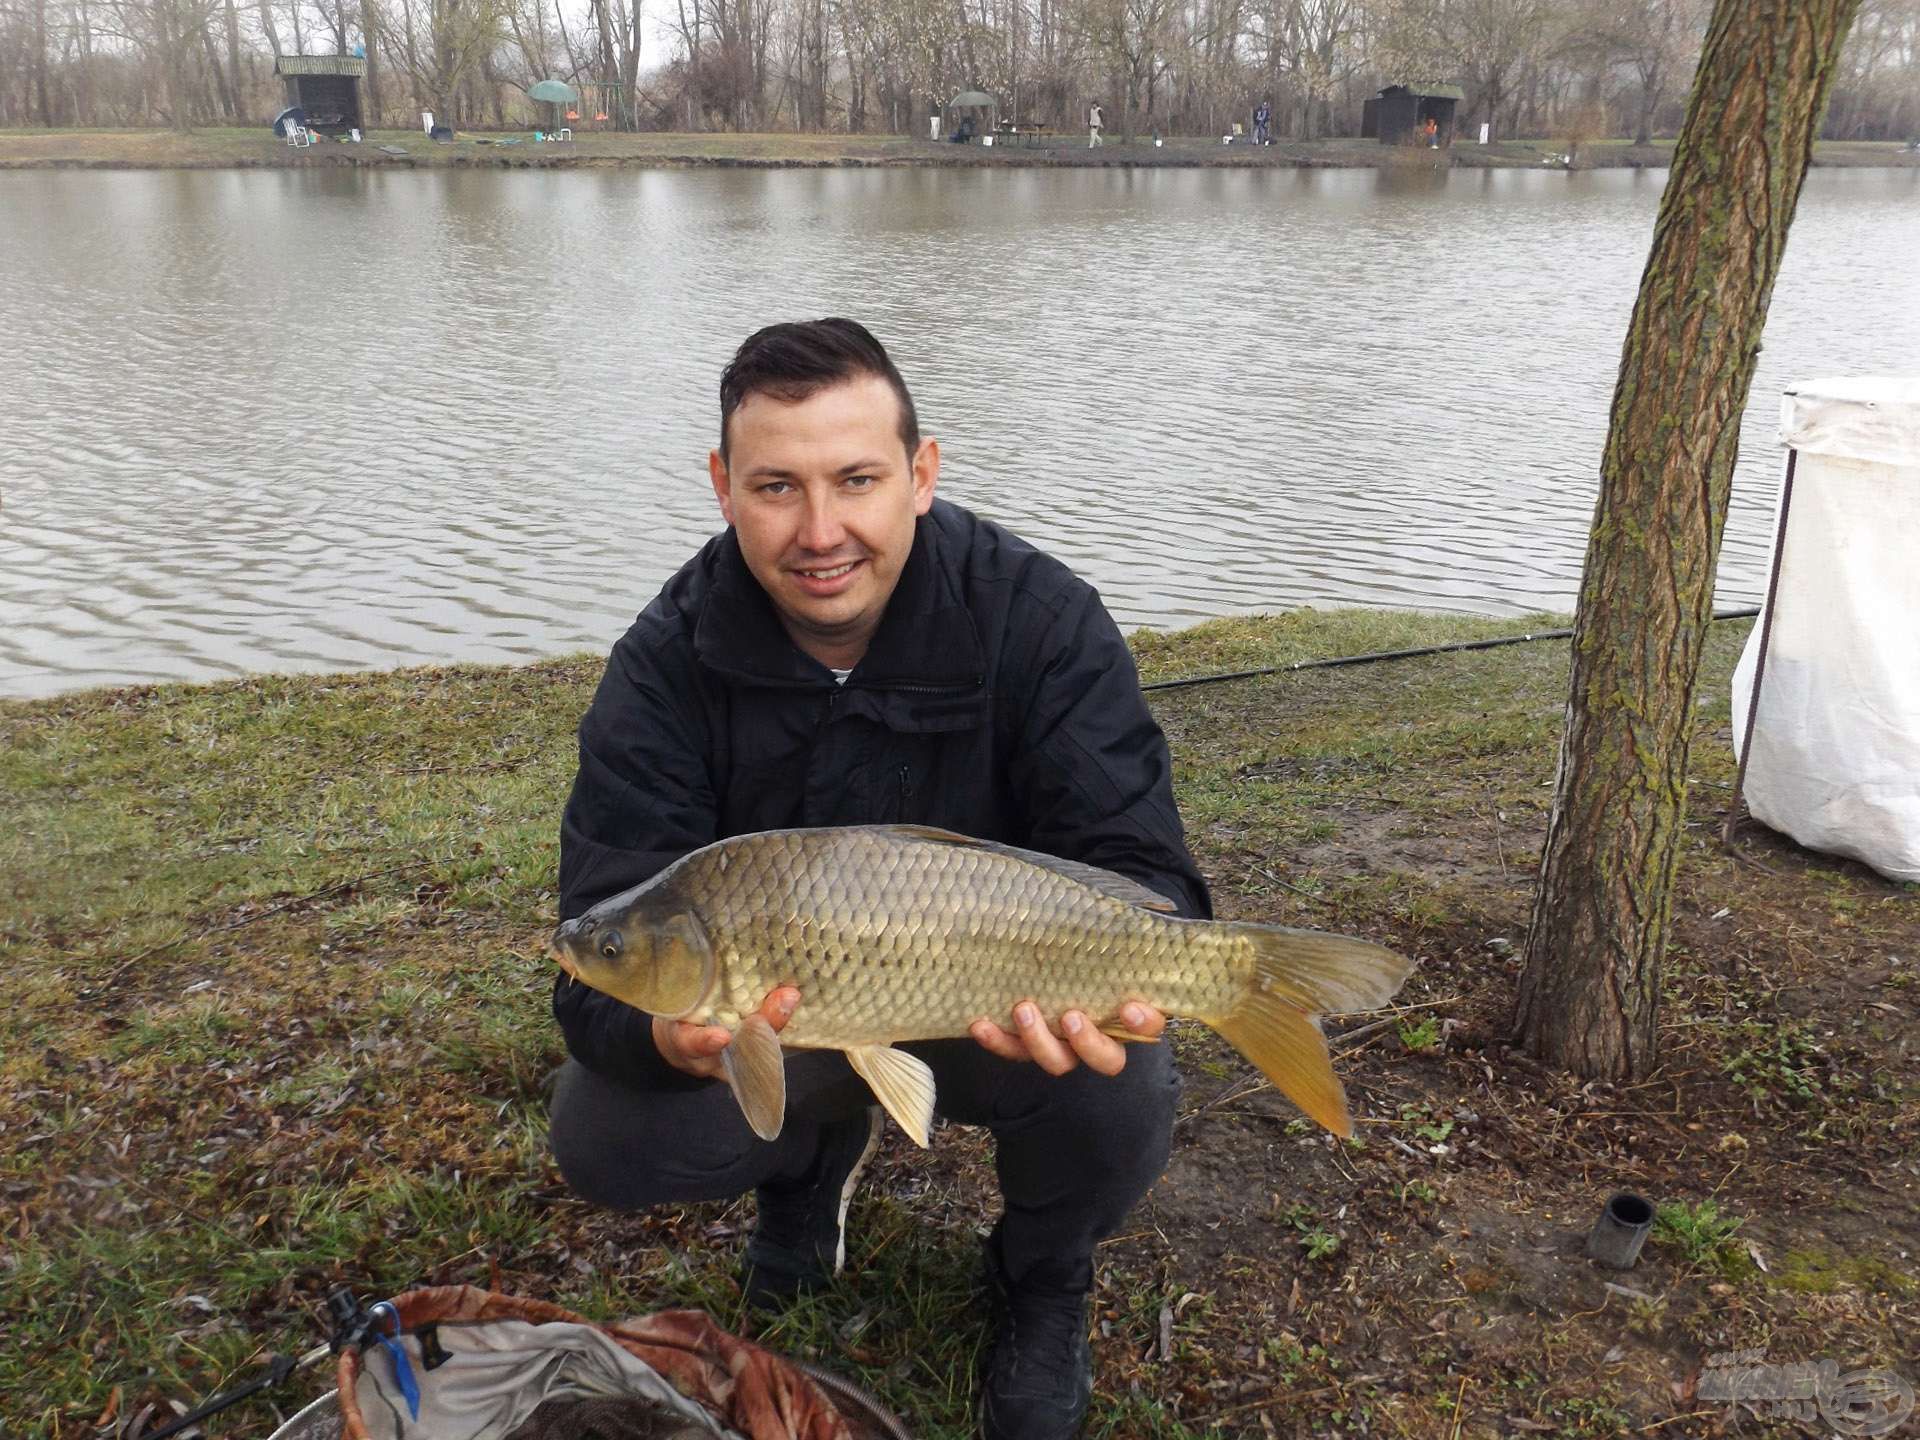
[948,90,996,109]
[528,79,579,104]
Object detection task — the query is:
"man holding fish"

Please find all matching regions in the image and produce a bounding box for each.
[547,319,1407,1440]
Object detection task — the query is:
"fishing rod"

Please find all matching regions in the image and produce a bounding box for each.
[134,1289,409,1440]
[1141,607,1762,694]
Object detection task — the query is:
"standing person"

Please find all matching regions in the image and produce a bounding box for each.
[1253,98,1272,146]
[1426,116,1439,148]
[547,318,1208,1440]
[1088,100,1103,147]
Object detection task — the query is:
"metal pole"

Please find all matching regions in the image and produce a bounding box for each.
[1722,446,1799,846]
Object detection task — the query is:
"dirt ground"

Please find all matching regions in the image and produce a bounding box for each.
[5,630,1914,1438]
[527,656,1918,1437]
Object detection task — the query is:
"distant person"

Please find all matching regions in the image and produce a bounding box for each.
[1088,101,1103,148]
[951,115,976,144]
[1253,99,1272,146]
[1425,117,1439,148]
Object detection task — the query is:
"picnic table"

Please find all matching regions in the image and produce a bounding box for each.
[992,122,1055,148]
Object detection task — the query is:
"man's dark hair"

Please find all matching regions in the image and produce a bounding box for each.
[718,318,921,464]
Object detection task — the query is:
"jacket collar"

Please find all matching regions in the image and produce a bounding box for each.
[693,506,987,692]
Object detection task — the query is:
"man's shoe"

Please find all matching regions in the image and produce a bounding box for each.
[977,1242,1094,1440]
[739,1106,883,1309]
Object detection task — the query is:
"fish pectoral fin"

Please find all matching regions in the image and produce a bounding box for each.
[1096,1020,1159,1044]
[1213,998,1352,1139]
[720,1013,787,1143]
[844,1045,936,1149]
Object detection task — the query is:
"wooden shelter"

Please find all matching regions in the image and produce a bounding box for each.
[274,55,366,135]
[1361,83,1463,147]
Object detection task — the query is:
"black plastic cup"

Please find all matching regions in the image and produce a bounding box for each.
[1585,1192,1655,1270]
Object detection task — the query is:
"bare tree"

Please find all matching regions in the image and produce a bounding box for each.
[390,0,510,120]
[1077,0,1183,141]
[1828,0,1920,138]
[99,0,226,128]
[1513,0,1862,1080]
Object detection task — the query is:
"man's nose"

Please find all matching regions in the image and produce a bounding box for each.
[796,490,847,552]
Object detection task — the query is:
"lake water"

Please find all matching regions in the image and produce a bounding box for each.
[1,164,1915,698]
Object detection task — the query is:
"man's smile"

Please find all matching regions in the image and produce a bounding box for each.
[788,557,867,597]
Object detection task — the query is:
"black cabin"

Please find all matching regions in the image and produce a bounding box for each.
[274,55,367,134]
[1361,84,1463,147]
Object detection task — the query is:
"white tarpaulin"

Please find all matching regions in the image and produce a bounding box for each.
[1731,376,1920,882]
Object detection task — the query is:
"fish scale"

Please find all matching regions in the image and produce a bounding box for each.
[681,828,1235,1047]
[551,824,1412,1141]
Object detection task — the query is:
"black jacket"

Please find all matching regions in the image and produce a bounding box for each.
[554,498,1210,1089]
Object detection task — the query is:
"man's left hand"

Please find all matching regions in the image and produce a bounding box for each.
[969,1001,1166,1076]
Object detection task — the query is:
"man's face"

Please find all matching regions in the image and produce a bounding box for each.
[710,374,938,669]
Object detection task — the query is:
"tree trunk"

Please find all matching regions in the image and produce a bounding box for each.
[1512,0,1861,1080]
[32,0,54,125]
[224,0,244,119]
[201,18,238,118]
[76,0,97,123]
[1634,58,1661,146]
[258,0,284,57]
[362,0,382,128]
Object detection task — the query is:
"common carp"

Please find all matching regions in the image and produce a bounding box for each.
[550,825,1411,1147]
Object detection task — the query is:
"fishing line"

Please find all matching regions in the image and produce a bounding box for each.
[1141,607,1761,694]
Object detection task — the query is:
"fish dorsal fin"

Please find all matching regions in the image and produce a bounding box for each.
[878,825,1179,913]
[721,1013,787,1142]
[844,1045,936,1148]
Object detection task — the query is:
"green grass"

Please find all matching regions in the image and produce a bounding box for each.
[1719,1018,1835,1109]
[9,603,1911,1439]
[1653,1200,1751,1280]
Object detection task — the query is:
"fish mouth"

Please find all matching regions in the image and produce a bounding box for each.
[548,930,581,981]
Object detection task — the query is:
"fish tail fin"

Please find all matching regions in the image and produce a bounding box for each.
[1212,1001,1351,1137]
[1210,928,1414,1139]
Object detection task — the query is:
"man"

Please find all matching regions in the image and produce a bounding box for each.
[1253,98,1272,147]
[1088,101,1103,148]
[547,318,1208,1440]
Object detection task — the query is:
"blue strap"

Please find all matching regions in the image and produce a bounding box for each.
[368,1302,422,1422]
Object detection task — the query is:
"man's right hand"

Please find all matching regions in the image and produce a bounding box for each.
[653,987,800,1078]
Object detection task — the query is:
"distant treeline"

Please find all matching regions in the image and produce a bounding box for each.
[0,0,1914,143]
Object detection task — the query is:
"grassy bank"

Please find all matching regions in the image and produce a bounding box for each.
[3,126,1915,172]
[3,607,1915,1438]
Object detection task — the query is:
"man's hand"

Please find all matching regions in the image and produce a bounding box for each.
[969,1001,1166,1076]
[653,987,800,1078]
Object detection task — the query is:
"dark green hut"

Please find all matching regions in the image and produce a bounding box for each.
[274,55,367,135]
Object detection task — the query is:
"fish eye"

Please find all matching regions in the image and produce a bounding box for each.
[598,929,623,960]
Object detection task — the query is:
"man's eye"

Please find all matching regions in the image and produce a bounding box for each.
[845,475,876,489]
[758,481,791,496]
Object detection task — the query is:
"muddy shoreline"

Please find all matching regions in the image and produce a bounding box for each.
[6,128,1915,173]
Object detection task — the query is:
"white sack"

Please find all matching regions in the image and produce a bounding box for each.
[349,1320,735,1440]
[1730,377,1920,883]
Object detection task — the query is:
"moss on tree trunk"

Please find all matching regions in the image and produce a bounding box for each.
[1512,0,1861,1080]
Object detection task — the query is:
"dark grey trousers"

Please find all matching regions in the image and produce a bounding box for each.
[549,1039,1179,1291]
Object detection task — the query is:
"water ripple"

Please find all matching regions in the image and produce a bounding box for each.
[1,165,1916,697]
